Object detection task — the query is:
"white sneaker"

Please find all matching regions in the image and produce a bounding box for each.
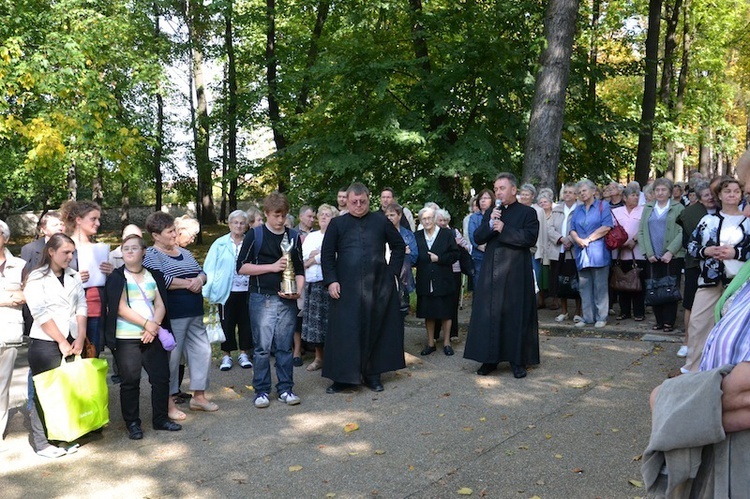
[278,391,301,406]
[555,313,569,322]
[677,345,688,358]
[219,355,233,371]
[238,352,253,369]
[594,321,607,328]
[575,321,588,328]
[573,315,584,323]
[254,393,270,408]
[36,446,66,459]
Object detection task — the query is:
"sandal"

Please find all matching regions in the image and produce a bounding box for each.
[634,316,645,321]
[306,359,323,372]
[652,324,663,331]
[663,325,674,333]
[169,409,187,421]
[615,314,631,320]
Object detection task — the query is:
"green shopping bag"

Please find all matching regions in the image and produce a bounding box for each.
[33,356,110,442]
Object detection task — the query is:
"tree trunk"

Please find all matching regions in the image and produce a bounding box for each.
[153,2,164,211]
[522,0,579,191]
[699,127,712,175]
[634,0,663,186]
[676,0,691,116]
[92,156,104,206]
[659,0,681,112]
[296,1,330,114]
[266,0,287,192]
[120,177,130,228]
[225,0,238,215]
[67,162,77,200]
[192,1,215,225]
[587,0,599,105]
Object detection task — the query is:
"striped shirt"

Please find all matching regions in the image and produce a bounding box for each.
[699,280,750,371]
[144,247,205,319]
[116,270,157,340]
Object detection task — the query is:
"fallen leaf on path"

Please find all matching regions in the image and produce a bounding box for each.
[517,445,529,450]
[457,487,473,495]
[632,454,642,462]
[408,465,415,471]
[232,478,247,484]
[612,428,620,432]
[326,494,336,498]
[245,385,254,391]
[463,427,473,431]
[629,479,643,488]
[442,392,451,397]
[374,450,386,455]
[555,454,563,459]
[545,433,552,439]
[572,468,584,473]
[479,417,486,422]
[344,423,359,433]
[348,452,358,456]
[288,465,303,472]
[421,432,433,436]
[479,489,487,497]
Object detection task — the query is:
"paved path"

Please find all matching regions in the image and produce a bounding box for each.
[1,301,683,498]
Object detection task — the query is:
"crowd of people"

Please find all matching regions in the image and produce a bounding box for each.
[3,161,750,463]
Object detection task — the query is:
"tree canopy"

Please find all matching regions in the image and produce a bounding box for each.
[1,0,748,221]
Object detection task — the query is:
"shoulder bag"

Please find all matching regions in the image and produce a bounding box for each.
[644,263,682,306]
[605,211,629,251]
[557,249,580,298]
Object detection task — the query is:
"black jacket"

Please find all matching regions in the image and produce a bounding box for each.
[103,265,172,350]
[414,227,459,297]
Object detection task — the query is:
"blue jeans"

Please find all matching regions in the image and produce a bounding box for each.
[578,266,610,324]
[249,293,297,395]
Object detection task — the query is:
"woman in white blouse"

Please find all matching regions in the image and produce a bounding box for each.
[301,204,338,371]
[25,233,87,458]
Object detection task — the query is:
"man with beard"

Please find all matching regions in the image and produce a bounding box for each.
[321,183,406,393]
[464,172,540,379]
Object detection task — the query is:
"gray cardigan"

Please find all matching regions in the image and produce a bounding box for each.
[642,364,750,498]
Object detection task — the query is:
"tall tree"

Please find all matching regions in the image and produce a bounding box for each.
[634,0,663,185]
[522,0,580,190]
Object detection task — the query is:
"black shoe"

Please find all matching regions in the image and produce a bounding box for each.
[476,363,497,376]
[293,357,303,367]
[420,345,437,356]
[511,364,527,379]
[153,421,182,432]
[364,375,384,392]
[326,382,356,394]
[443,345,454,356]
[127,422,143,440]
[173,391,192,404]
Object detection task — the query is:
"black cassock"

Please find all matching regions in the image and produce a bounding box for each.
[321,211,406,384]
[463,201,540,366]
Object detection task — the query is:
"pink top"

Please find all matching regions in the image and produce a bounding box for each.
[611,205,645,260]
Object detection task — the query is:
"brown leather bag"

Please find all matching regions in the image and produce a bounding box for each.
[81,338,98,359]
[610,260,641,292]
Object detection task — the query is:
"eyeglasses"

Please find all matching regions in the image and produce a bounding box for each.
[350,199,368,205]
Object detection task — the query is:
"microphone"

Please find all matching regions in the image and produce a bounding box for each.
[491,199,502,228]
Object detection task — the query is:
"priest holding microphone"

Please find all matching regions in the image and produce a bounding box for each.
[464,172,540,378]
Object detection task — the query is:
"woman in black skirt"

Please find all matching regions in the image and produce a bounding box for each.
[415,207,459,356]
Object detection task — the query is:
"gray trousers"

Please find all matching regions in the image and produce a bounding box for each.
[0,346,18,440]
[578,266,610,324]
[169,316,211,395]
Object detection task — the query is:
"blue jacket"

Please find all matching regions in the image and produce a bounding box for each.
[202,233,243,305]
[571,199,613,270]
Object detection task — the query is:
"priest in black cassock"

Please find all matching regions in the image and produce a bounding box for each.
[321,183,407,393]
[464,172,540,379]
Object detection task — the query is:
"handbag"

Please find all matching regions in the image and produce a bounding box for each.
[33,355,109,442]
[609,255,642,293]
[81,337,98,358]
[205,304,226,344]
[605,212,629,251]
[644,263,682,306]
[557,250,580,298]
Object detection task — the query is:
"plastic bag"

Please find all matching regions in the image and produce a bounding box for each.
[205,304,226,344]
[33,356,109,442]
